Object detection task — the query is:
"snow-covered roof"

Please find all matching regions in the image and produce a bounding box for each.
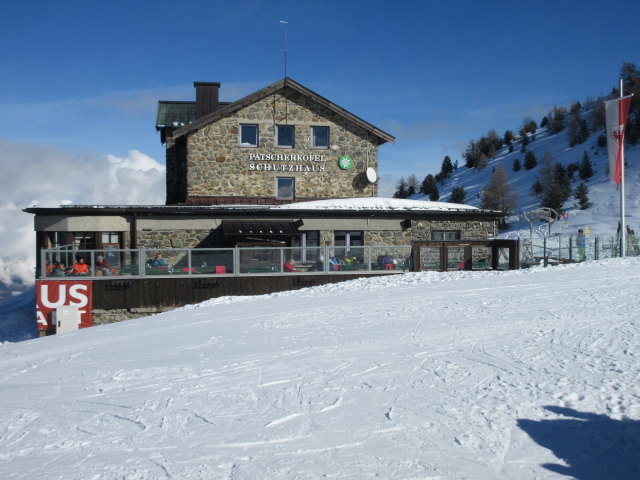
[273,197,479,212]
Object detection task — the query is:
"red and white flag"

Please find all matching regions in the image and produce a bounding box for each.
[605,95,633,184]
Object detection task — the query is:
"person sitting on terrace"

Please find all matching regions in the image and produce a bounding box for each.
[380,254,393,265]
[96,255,111,276]
[45,260,53,275]
[283,258,296,272]
[150,253,166,267]
[328,252,339,270]
[344,251,359,265]
[52,262,66,277]
[70,258,90,275]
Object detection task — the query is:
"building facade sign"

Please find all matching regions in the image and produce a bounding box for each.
[36,280,93,332]
[248,152,328,173]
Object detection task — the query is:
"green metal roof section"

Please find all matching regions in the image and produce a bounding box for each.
[156,101,196,130]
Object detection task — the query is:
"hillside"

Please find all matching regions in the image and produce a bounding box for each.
[411,125,640,237]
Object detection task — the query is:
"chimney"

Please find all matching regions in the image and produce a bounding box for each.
[194,82,220,119]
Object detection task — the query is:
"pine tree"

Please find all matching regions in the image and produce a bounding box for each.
[554,163,572,200]
[524,150,537,170]
[549,105,569,133]
[503,129,515,146]
[393,177,408,199]
[537,151,570,213]
[531,180,543,196]
[464,140,478,168]
[406,174,419,196]
[567,102,589,146]
[440,156,454,179]
[522,117,537,133]
[574,183,590,210]
[567,162,580,181]
[429,184,440,201]
[512,158,521,172]
[420,174,437,197]
[579,151,594,180]
[450,186,466,204]
[480,165,518,217]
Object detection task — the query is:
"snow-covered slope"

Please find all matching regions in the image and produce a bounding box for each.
[1,259,639,479]
[414,127,640,236]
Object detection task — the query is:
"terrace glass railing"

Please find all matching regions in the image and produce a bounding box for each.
[40,246,412,279]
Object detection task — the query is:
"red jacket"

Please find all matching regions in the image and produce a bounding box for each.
[71,262,90,274]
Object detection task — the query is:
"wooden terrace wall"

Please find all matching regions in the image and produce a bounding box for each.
[92,273,390,311]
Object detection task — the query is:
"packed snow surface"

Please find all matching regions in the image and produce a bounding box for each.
[1,259,640,479]
[273,196,479,211]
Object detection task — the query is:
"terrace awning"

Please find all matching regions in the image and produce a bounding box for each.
[221,220,302,236]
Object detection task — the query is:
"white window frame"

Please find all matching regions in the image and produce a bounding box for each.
[311,126,330,149]
[240,124,259,148]
[276,177,295,200]
[276,125,295,148]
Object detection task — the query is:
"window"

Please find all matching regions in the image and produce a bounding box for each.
[311,126,329,149]
[101,232,121,245]
[240,124,258,147]
[431,230,460,241]
[291,231,320,248]
[73,232,96,250]
[276,177,295,199]
[276,125,295,148]
[334,231,364,248]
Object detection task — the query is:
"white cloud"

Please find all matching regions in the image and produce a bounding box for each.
[0,139,165,287]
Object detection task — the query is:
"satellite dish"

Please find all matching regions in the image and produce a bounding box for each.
[365,167,378,183]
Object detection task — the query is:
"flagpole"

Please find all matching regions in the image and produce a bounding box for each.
[620,77,626,257]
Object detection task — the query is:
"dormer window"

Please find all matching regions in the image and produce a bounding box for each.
[240,124,258,147]
[276,125,295,148]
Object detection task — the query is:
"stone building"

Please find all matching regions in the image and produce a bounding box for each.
[26,78,514,331]
[158,78,393,205]
[27,77,504,259]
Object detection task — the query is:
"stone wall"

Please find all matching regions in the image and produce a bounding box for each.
[137,229,212,250]
[365,230,412,245]
[184,89,379,200]
[92,307,176,325]
[410,219,496,242]
[134,218,496,250]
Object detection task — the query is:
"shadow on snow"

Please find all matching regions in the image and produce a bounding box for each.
[518,406,640,480]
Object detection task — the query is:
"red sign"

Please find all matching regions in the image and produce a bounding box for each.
[36,280,93,331]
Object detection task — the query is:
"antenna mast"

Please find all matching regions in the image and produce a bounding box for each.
[280,20,288,78]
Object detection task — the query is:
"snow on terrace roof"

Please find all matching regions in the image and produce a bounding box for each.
[273,197,479,212]
[25,198,487,215]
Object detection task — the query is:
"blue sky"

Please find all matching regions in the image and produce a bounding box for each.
[2,0,639,193]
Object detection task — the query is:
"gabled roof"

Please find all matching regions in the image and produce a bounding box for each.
[170,77,395,144]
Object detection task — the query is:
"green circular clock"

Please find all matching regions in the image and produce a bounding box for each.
[338,155,353,170]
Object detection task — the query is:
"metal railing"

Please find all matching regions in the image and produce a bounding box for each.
[517,232,640,266]
[40,245,412,279]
